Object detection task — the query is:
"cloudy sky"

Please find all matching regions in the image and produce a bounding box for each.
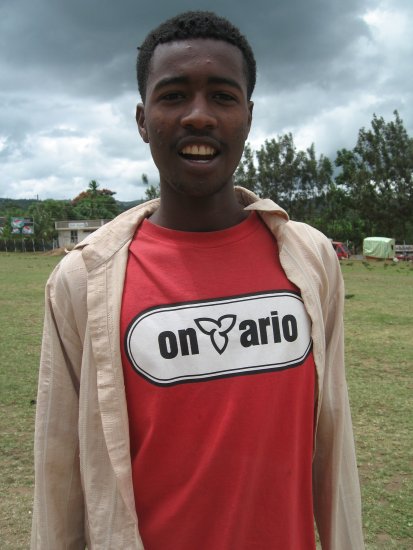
[1,0,412,202]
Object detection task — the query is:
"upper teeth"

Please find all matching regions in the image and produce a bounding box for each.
[181,144,216,156]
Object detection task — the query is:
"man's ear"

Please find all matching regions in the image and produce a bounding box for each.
[136,103,149,143]
[247,101,254,134]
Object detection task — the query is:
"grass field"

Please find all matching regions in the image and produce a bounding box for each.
[0,252,412,549]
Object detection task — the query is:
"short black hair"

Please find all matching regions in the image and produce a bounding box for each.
[137,11,256,102]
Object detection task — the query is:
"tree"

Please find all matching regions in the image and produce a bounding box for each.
[142,174,160,200]
[292,145,333,222]
[234,135,333,222]
[234,143,257,192]
[72,180,120,219]
[28,199,74,240]
[335,111,413,241]
[88,180,99,194]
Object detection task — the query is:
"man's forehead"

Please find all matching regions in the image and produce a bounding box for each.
[150,38,244,69]
[147,38,247,90]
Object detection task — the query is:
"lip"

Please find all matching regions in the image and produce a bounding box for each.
[178,153,221,171]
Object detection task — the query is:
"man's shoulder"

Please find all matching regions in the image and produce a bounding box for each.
[243,190,337,268]
[285,219,331,245]
[48,199,158,285]
[74,199,160,250]
[278,219,339,267]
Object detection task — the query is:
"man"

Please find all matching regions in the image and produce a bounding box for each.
[31,11,364,549]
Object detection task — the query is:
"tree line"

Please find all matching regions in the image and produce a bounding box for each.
[234,111,413,247]
[0,181,140,243]
[2,112,412,248]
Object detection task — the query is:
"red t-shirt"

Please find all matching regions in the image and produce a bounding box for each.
[121,212,316,549]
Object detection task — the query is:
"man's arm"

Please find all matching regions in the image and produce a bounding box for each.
[312,254,364,549]
[31,257,86,549]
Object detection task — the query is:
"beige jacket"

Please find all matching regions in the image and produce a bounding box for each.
[31,187,364,549]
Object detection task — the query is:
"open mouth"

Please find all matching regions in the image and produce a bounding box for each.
[179,144,218,162]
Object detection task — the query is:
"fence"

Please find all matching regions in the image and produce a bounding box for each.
[0,238,58,253]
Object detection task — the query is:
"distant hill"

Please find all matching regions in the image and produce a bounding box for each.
[0,198,39,212]
[117,199,145,212]
[0,197,145,215]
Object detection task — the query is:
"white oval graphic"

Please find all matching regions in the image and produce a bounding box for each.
[125,291,312,386]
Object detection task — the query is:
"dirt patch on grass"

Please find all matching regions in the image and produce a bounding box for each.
[385,474,406,493]
[376,533,392,543]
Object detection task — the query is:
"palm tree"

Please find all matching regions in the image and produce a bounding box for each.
[88,180,99,218]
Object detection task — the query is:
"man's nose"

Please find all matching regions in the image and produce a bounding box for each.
[180,96,218,130]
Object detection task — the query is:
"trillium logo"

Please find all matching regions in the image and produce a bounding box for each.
[194,315,237,354]
[125,291,312,386]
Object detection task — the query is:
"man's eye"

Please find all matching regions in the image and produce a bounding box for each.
[214,93,237,103]
[161,92,184,101]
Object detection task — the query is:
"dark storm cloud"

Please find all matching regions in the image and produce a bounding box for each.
[0,0,372,97]
[0,0,412,200]
[0,0,370,136]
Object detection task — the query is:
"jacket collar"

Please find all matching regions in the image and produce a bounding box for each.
[75,187,289,272]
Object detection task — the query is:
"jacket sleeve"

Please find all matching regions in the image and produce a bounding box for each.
[31,255,87,549]
[312,248,364,549]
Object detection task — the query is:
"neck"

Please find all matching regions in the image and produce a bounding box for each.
[149,185,248,232]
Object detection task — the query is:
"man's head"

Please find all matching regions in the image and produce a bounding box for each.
[135,12,256,206]
[137,11,256,103]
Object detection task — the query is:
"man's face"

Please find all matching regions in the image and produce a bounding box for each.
[136,39,253,198]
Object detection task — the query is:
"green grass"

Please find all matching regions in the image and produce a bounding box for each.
[342,259,413,549]
[0,252,62,549]
[0,253,412,548]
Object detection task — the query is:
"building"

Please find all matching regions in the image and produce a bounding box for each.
[55,219,111,248]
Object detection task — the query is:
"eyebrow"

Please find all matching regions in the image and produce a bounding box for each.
[152,75,244,93]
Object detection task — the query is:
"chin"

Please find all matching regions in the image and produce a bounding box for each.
[175,182,229,199]
[168,175,232,198]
